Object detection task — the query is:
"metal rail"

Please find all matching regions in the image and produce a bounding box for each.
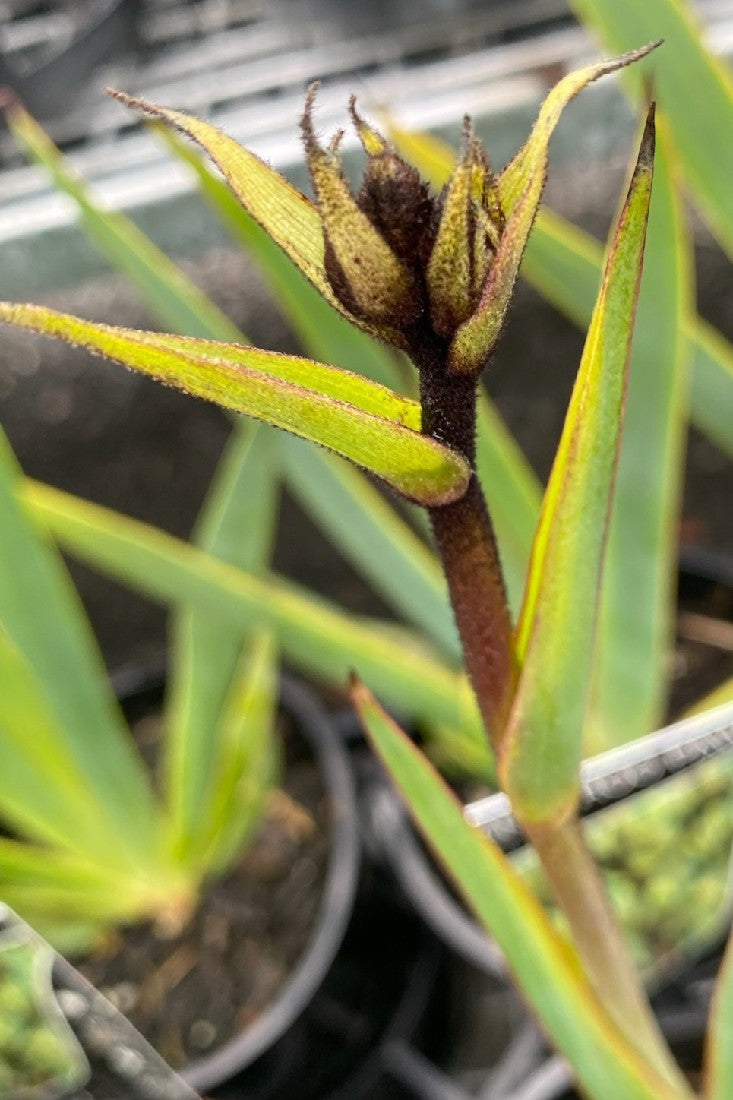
[465,702,733,850]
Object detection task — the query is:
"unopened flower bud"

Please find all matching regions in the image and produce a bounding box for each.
[426,120,504,340]
[349,99,435,269]
[301,88,424,329]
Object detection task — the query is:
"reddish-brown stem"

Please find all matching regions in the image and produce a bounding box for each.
[415,337,517,749]
[429,478,517,746]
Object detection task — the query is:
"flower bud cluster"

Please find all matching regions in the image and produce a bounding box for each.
[302,90,506,375]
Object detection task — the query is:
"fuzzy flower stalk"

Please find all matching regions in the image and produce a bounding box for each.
[299,84,522,743]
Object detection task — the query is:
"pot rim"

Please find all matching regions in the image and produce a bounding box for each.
[180,673,360,1092]
[111,670,360,1094]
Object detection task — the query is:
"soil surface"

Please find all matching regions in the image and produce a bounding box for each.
[76,708,330,1071]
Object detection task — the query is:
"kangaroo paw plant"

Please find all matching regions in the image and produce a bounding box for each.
[3,42,731,1099]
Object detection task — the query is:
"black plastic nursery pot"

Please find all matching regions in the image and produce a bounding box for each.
[58,672,360,1098]
[180,675,360,1097]
[53,672,462,1100]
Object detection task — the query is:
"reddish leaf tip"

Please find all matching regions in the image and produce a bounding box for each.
[106,88,172,122]
[0,87,21,114]
[636,102,657,173]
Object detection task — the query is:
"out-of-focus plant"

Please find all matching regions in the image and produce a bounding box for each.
[0,363,480,948]
[0,413,280,951]
[7,41,733,1095]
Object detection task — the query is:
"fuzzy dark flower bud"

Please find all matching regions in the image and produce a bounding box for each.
[348,98,436,270]
[298,46,658,375]
[301,89,512,369]
[301,87,424,330]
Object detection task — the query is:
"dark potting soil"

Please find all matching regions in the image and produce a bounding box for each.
[76,710,330,1071]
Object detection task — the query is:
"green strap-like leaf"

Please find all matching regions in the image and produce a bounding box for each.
[21,479,482,737]
[705,930,733,1097]
[166,423,281,858]
[524,211,733,461]
[569,0,733,259]
[353,681,690,1100]
[194,632,278,874]
[0,304,469,506]
[501,111,655,823]
[0,626,141,863]
[0,429,160,868]
[688,319,733,459]
[587,118,691,751]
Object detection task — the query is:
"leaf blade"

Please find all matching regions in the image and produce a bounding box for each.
[502,111,656,822]
[0,429,160,867]
[195,632,278,874]
[705,930,733,1097]
[353,682,688,1100]
[587,117,691,750]
[166,423,281,856]
[0,305,469,506]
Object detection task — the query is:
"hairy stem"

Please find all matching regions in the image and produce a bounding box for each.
[416,338,517,748]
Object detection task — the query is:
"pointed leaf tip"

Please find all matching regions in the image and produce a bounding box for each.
[636,101,657,173]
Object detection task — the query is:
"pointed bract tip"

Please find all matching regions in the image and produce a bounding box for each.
[0,87,21,114]
[349,96,388,156]
[637,101,657,171]
[107,87,134,106]
[328,128,345,156]
[624,38,663,63]
[348,671,365,703]
[106,88,161,120]
[300,83,322,149]
[591,39,663,85]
